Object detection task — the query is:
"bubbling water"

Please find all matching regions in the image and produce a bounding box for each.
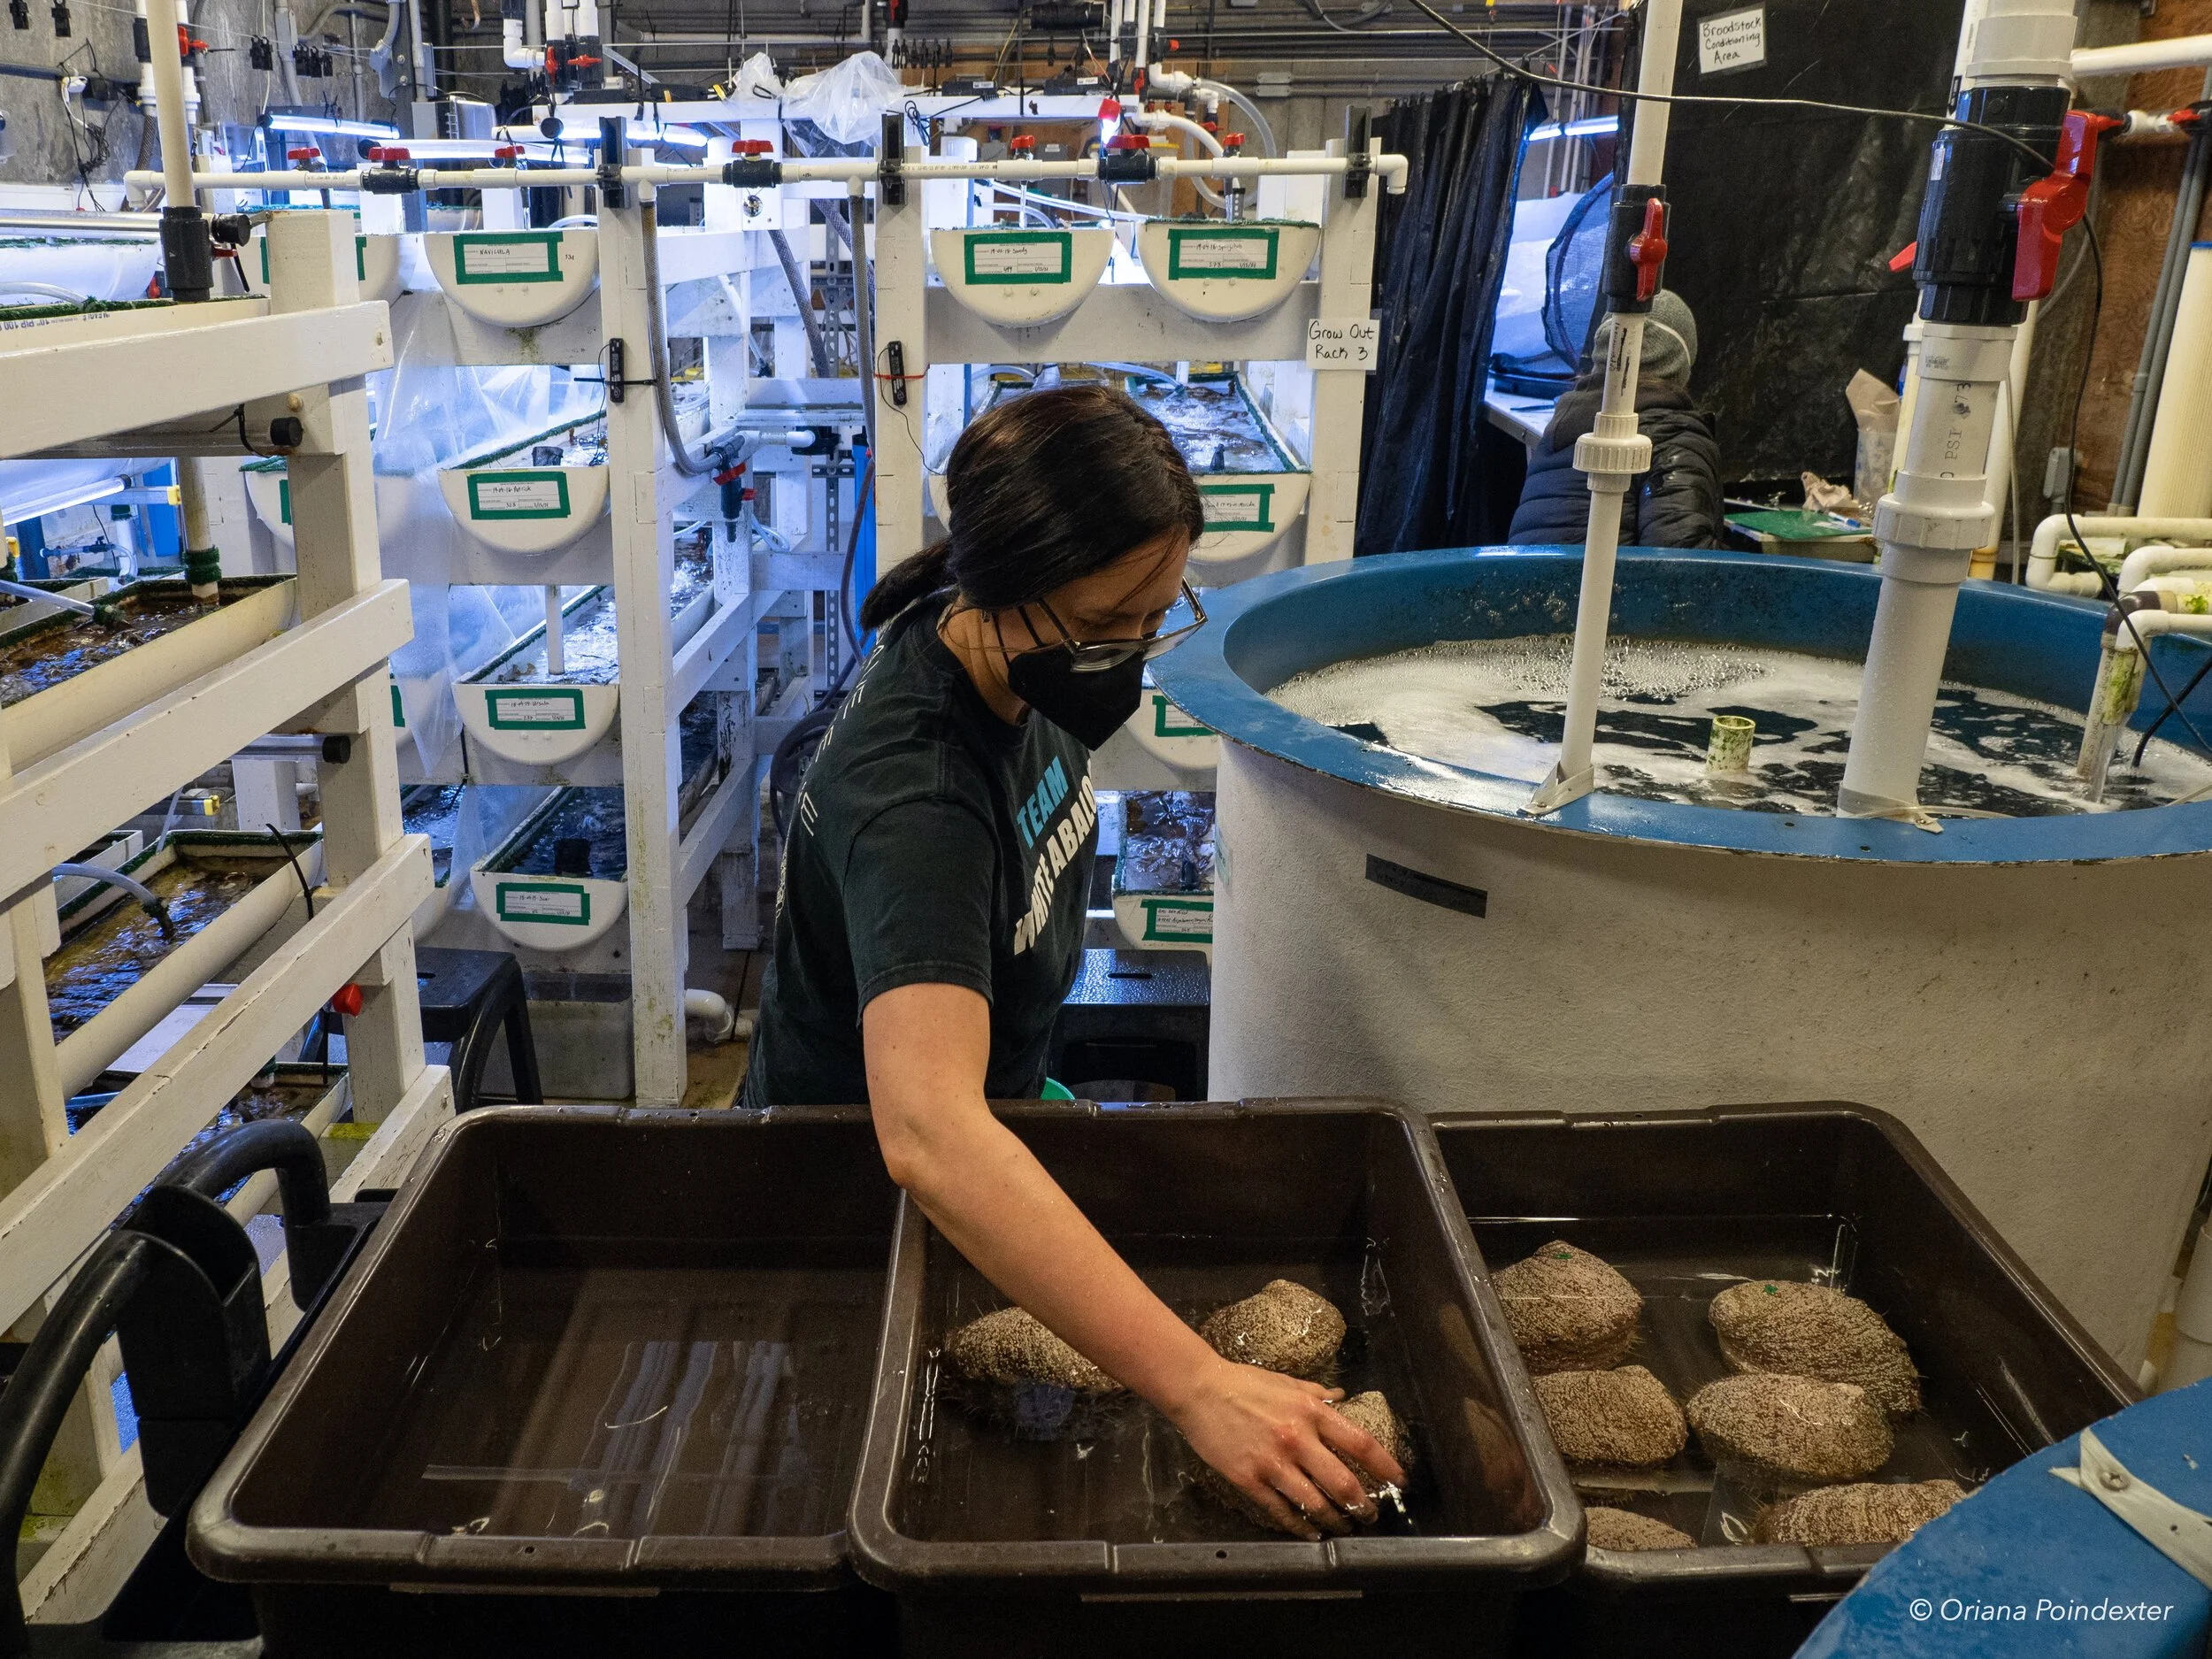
[1271,636,2212,817]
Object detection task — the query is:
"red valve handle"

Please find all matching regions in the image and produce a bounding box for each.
[1107,132,1149,150]
[1626,196,1669,303]
[2012,110,2123,302]
[733,137,773,153]
[494,143,520,159]
[1222,131,1246,151]
[1009,134,1036,152]
[366,144,410,163]
[712,463,744,486]
[287,146,316,163]
[327,983,364,1018]
[1097,96,1122,120]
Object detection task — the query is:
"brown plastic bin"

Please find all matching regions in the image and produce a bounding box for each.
[186,1104,899,1658]
[847,1097,1580,1658]
[1432,1103,2137,1659]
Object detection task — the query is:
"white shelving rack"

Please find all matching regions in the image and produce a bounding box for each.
[0,213,452,1618]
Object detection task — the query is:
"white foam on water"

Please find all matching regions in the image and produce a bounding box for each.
[1271,636,2212,818]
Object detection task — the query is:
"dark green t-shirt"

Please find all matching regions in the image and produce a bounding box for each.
[743,595,1099,1105]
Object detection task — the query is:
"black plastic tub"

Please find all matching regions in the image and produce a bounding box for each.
[187,1104,899,1658]
[1432,1103,2137,1659]
[849,1098,1579,1658]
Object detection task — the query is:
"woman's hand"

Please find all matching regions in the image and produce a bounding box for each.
[1162,1356,1405,1540]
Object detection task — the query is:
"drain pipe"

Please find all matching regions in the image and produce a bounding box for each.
[1839,0,2086,825]
[2137,243,2212,520]
[1525,0,1681,816]
[2074,581,2212,798]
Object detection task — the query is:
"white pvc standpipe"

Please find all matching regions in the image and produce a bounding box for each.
[142,0,196,208]
[1839,326,2011,821]
[543,585,565,676]
[1525,0,1678,816]
[1838,0,2076,821]
[2139,245,2212,519]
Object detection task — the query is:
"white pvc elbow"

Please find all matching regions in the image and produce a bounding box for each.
[683,987,752,1045]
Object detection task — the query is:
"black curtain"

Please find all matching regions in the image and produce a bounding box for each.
[1356,74,1540,556]
[1650,0,1967,486]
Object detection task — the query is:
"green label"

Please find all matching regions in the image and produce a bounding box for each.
[485,687,588,730]
[1199,481,1275,533]
[495,880,591,924]
[391,680,406,726]
[277,478,292,526]
[1151,692,1213,740]
[467,471,571,519]
[452,232,564,284]
[1166,226,1279,280]
[1140,896,1214,942]
[962,230,1072,286]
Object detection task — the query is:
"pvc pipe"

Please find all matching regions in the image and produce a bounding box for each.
[2164,1220,2212,1393]
[2116,543,2212,594]
[543,586,565,677]
[1624,0,1682,188]
[2073,34,2212,79]
[54,847,319,1098]
[2140,245,2212,520]
[1195,80,1279,158]
[1128,111,1223,157]
[2028,514,2212,590]
[1841,326,2012,821]
[1107,0,1123,63]
[142,0,197,210]
[1525,0,1678,816]
[1962,0,2077,88]
[128,153,1403,192]
[683,987,749,1043]
[503,11,537,69]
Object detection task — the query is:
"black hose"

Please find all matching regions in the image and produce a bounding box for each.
[0,1233,157,1654]
[160,1117,332,1229]
[841,458,874,664]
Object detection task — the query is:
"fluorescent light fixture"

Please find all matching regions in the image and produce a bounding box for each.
[1525,114,1620,142]
[261,112,401,139]
[628,123,706,149]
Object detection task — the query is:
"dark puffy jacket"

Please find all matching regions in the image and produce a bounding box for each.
[1506,380,1726,549]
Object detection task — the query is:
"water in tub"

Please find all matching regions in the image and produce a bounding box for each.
[47,861,260,1035]
[488,549,712,687]
[0,588,232,708]
[1271,637,2212,817]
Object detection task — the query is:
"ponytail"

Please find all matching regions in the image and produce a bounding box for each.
[858,539,954,631]
[857,384,1202,634]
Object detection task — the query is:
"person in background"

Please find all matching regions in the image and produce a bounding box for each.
[1507,288,1727,549]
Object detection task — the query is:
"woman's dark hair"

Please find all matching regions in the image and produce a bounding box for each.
[859,381,1204,630]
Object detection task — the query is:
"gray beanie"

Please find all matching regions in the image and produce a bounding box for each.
[1593,288,1698,388]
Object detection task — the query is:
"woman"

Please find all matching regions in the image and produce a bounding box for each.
[743,384,1400,1537]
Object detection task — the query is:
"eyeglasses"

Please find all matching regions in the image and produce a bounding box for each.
[1023,582,1209,672]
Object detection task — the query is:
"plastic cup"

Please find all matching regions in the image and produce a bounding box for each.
[1707,714,1755,774]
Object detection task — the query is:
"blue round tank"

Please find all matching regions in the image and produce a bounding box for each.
[1153,547,2212,1372]
[1799,1379,2212,1657]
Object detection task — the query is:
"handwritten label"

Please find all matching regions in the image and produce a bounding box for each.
[1306,316,1379,371]
[1698,5,1766,74]
[454,233,562,281]
[1142,898,1215,941]
[497,882,589,922]
[485,688,586,729]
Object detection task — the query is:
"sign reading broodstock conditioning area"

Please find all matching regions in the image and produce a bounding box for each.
[1698,5,1766,74]
[1306,317,1380,371]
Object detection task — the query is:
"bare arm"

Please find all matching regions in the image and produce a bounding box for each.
[864,981,1402,1537]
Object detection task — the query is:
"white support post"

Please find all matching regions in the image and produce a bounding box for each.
[266,211,425,1119]
[872,155,929,577]
[1525,0,1680,816]
[600,193,688,1108]
[1302,138,1381,565]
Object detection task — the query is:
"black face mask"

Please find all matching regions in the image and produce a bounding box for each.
[1007,646,1147,749]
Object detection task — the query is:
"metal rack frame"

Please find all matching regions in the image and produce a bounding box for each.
[0,214,451,1620]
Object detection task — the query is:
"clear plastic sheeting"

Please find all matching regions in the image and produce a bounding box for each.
[365,299,603,774]
[779,50,903,146]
